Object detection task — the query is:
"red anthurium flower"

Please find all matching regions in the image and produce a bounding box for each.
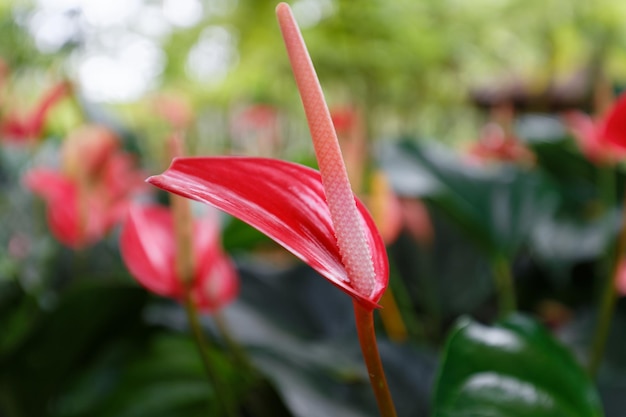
[330,106,358,135]
[616,258,626,296]
[151,5,396,415]
[62,125,119,179]
[2,81,70,143]
[24,162,142,249]
[23,125,145,248]
[151,91,194,129]
[148,6,388,310]
[564,93,626,164]
[398,197,434,246]
[231,104,281,156]
[602,93,626,149]
[120,204,239,312]
[22,170,77,245]
[466,122,535,165]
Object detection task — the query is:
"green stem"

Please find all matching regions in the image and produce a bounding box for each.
[387,254,428,343]
[491,255,516,318]
[353,300,397,417]
[168,135,236,415]
[183,293,237,417]
[0,379,22,417]
[588,265,619,377]
[214,311,254,373]
[599,165,616,213]
[588,189,626,377]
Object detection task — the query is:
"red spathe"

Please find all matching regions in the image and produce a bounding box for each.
[148,156,388,310]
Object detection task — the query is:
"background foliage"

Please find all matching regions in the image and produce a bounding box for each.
[1,0,626,416]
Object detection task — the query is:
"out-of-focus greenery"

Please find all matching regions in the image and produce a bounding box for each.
[2,1,626,417]
[5,0,626,142]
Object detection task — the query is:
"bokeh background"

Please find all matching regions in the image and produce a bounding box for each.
[2,0,626,416]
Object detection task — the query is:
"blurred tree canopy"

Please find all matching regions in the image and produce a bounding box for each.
[3,0,626,141]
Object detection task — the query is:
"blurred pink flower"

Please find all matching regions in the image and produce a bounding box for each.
[120,204,239,312]
[330,106,358,135]
[231,104,281,156]
[466,123,534,165]
[616,259,626,296]
[564,92,626,165]
[152,92,194,129]
[8,233,30,260]
[1,81,70,143]
[24,125,145,248]
[398,198,434,246]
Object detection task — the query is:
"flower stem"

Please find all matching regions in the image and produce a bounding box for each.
[588,265,619,377]
[183,292,237,417]
[491,255,516,318]
[214,310,254,372]
[588,190,626,377]
[378,287,408,342]
[169,134,236,416]
[599,165,616,213]
[353,300,397,417]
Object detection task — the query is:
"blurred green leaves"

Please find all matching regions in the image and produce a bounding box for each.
[383,139,559,259]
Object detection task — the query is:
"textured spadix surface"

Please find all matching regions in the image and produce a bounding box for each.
[276,3,377,297]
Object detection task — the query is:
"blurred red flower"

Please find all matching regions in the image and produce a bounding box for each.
[330,106,357,135]
[466,122,535,165]
[120,204,239,312]
[564,93,626,165]
[151,91,194,129]
[23,125,145,248]
[1,81,70,143]
[230,104,281,156]
[615,259,626,296]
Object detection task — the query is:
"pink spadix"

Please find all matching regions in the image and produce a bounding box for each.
[276,3,376,298]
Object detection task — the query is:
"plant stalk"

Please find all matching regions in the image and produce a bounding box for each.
[378,287,408,342]
[183,293,237,417]
[491,255,516,318]
[588,189,626,377]
[214,310,254,372]
[353,300,398,417]
[169,134,236,416]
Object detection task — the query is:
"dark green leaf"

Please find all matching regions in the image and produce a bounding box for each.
[0,282,149,417]
[432,314,603,417]
[214,261,436,417]
[389,208,493,319]
[382,140,559,258]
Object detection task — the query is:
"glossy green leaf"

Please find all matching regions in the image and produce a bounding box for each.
[433,314,604,417]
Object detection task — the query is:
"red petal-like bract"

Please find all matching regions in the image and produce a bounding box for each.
[24,164,141,249]
[602,92,626,150]
[120,204,239,312]
[148,156,388,309]
[2,81,70,142]
[564,111,615,165]
[23,169,82,247]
